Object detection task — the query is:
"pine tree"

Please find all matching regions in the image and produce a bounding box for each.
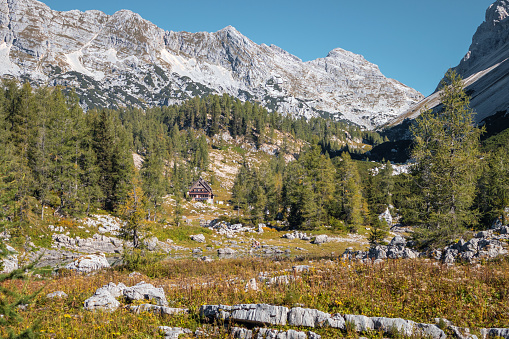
[335,152,364,232]
[410,70,482,246]
[476,147,509,226]
[118,176,146,248]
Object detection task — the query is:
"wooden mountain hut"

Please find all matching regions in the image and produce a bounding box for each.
[187,178,214,203]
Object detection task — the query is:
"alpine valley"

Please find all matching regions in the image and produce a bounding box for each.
[0,0,423,129]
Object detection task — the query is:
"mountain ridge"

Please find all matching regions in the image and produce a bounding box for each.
[0,0,423,129]
[386,0,509,128]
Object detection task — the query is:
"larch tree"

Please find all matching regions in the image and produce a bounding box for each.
[410,70,482,246]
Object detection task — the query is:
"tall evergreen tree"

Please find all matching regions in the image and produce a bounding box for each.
[410,70,482,246]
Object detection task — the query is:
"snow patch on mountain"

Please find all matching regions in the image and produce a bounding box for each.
[0,42,20,75]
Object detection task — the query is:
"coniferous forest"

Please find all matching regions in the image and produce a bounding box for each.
[0,72,508,251]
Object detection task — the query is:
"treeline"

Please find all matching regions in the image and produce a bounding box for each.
[232,72,509,247]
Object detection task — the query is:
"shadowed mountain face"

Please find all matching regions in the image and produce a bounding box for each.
[387,0,509,129]
[0,0,422,129]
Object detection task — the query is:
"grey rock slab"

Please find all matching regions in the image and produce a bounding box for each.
[481,328,509,339]
[230,304,288,326]
[65,253,110,273]
[287,307,330,328]
[123,281,168,306]
[130,304,188,316]
[199,304,233,320]
[1,245,19,274]
[158,326,192,339]
[256,328,308,339]
[218,247,236,255]
[191,234,206,243]
[46,291,68,299]
[95,282,127,298]
[372,317,415,337]
[232,327,253,339]
[325,313,345,329]
[83,292,120,311]
[313,235,329,244]
[415,323,447,339]
[344,314,374,332]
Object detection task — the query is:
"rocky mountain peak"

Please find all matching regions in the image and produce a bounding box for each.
[486,0,509,24]
[0,0,423,129]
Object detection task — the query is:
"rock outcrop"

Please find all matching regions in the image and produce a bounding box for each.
[342,228,509,264]
[65,253,110,273]
[0,245,18,274]
[201,303,445,338]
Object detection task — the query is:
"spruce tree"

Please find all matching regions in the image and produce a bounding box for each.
[410,70,482,246]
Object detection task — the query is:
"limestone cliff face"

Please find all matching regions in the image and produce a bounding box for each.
[0,0,423,129]
[387,0,509,128]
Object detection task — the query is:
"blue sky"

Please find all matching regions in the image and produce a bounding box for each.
[42,0,495,96]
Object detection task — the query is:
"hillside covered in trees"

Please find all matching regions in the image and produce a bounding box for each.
[0,74,508,249]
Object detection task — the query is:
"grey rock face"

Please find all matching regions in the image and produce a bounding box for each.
[256,328,308,339]
[415,323,447,339]
[230,304,289,326]
[65,253,110,273]
[83,292,120,311]
[52,233,123,253]
[325,314,346,329]
[123,281,168,306]
[0,245,18,274]
[200,304,288,326]
[46,291,68,299]
[190,234,206,243]
[130,304,187,316]
[388,1,509,127]
[344,314,374,332]
[313,235,329,244]
[95,282,127,298]
[372,317,415,337]
[231,327,253,339]
[158,326,192,339]
[287,307,331,328]
[481,328,509,339]
[199,304,233,320]
[218,247,236,255]
[0,0,422,129]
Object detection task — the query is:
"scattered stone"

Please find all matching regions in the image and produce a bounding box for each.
[191,234,206,243]
[65,253,110,273]
[230,304,289,326]
[46,291,68,299]
[481,328,509,339]
[84,292,120,311]
[288,307,330,328]
[52,233,123,253]
[372,317,415,337]
[313,235,329,244]
[344,314,374,332]
[231,327,253,339]
[95,282,127,298]
[130,304,188,316]
[218,248,236,255]
[158,326,192,339]
[200,304,288,326]
[378,207,393,226]
[0,245,18,274]
[123,281,168,306]
[256,328,310,339]
[245,278,258,292]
